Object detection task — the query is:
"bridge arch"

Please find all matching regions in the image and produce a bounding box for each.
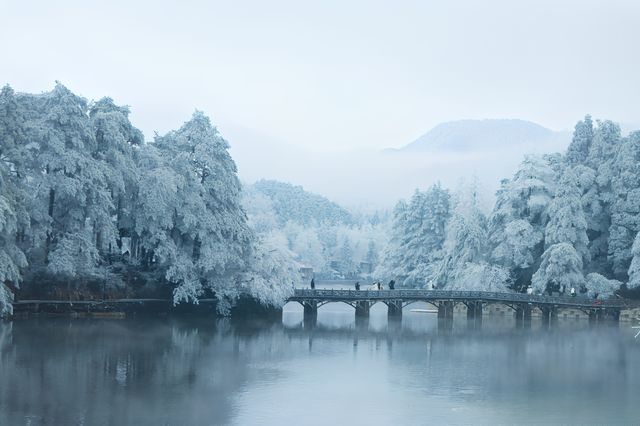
[401,300,439,310]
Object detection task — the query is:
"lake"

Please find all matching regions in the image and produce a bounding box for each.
[1,290,640,425]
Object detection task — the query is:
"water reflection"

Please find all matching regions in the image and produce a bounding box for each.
[1,309,639,425]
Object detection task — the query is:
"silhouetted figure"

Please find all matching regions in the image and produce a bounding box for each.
[355,281,360,291]
[377,282,381,290]
[310,278,315,289]
[389,279,395,290]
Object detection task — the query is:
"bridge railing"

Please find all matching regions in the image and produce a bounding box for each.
[291,289,634,308]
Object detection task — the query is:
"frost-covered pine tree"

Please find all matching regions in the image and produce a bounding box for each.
[337,237,355,275]
[608,131,640,278]
[400,185,451,287]
[532,169,590,294]
[376,199,408,280]
[587,120,621,172]
[581,121,621,272]
[532,243,584,294]
[365,240,379,271]
[508,155,557,225]
[544,168,590,263]
[572,164,608,272]
[566,115,593,165]
[488,155,556,289]
[439,181,510,291]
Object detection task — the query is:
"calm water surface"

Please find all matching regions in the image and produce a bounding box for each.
[1,293,639,425]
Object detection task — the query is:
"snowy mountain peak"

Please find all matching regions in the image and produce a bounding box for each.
[396,119,568,153]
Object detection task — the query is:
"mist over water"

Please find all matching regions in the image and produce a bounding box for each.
[2,307,639,425]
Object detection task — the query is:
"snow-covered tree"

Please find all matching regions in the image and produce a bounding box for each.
[88,97,143,255]
[135,112,255,305]
[376,200,408,280]
[492,219,542,271]
[445,262,510,292]
[19,84,113,280]
[0,87,29,302]
[566,115,593,165]
[365,240,379,270]
[337,237,355,275]
[627,232,640,289]
[379,184,451,287]
[544,168,590,263]
[289,225,325,271]
[488,155,556,289]
[507,155,557,225]
[439,188,489,286]
[572,164,608,272]
[242,185,279,234]
[532,243,584,294]
[0,284,12,318]
[584,272,620,299]
[608,131,640,278]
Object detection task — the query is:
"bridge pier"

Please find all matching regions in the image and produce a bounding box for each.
[608,309,621,323]
[438,301,454,319]
[541,306,557,327]
[355,301,370,317]
[515,304,532,325]
[387,300,403,318]
[589,308,619,324]
[303,313,317,329]
[466,301,483,320]
[303,300,318,319]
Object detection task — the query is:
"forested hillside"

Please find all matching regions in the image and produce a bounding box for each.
[252,180,354,226]
[243,181,387,278]
[379,116,640,299]
[0,84,297,316]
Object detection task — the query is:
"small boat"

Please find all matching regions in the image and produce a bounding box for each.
[410,309,438,314]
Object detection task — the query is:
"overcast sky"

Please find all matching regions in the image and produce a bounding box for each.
[2,0,640,202]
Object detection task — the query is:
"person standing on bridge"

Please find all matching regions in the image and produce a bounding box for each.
[388,279,395,290]
[310,278,315,290]
[355,281,360,291]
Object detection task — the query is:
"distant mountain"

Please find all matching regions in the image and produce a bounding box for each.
[252,179,355,226]
[391,119,570,153]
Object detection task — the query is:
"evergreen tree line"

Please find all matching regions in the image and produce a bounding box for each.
[0,84,297,316]
[378,116,640,299]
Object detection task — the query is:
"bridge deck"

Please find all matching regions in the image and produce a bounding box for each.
[288,289,637,309]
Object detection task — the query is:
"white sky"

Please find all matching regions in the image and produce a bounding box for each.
[2,0,640,204]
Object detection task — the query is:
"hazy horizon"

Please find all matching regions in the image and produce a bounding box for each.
[3,0,639,205]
